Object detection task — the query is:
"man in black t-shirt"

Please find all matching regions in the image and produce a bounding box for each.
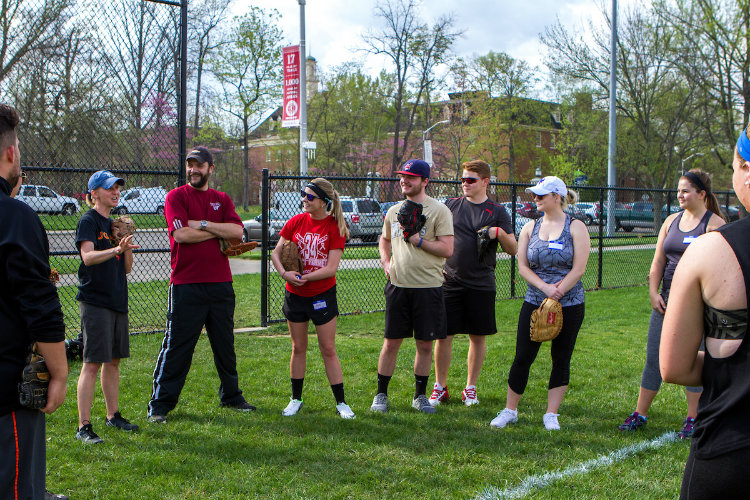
[429,160,517,407]
[0,103,68,500]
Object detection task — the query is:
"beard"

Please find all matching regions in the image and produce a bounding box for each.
[188,172,209,189]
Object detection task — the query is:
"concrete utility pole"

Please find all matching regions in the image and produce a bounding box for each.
[606,0,618,236]
[298,0,308,175]
[422,120,449,167]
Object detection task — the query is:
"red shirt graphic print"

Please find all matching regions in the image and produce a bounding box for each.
[280,213,345,297]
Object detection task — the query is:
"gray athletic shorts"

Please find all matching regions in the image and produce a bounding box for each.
[79,302,130,363]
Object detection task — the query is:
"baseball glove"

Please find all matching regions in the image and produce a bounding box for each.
[220,238,258,256]
[18,344,49,410]
[396,199,427,241]
[49,267,60,283]
[477,225,493,259]
[529,298,563,342]
[279,240,304,275]
[110,215,135,246]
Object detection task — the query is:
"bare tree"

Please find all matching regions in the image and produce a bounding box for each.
[362,0,460,174]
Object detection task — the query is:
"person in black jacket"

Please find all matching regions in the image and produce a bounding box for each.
[0,104,69,499]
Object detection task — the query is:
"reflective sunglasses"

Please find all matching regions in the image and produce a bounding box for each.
[301,191,320,201]
[461,177,480,185]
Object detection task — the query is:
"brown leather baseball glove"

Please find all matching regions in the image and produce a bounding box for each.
[529,298,563,342]
[220,238,258,256]
[279,240,304,275]
[110,216,135,246]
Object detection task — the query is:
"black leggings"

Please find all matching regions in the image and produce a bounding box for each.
[680,446,750,500]
[508,301,585,394]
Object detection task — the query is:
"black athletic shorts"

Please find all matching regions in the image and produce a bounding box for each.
[384,282,446,340]
[79,301,130,363]
[443,278,497,336]
[283,285,338,325]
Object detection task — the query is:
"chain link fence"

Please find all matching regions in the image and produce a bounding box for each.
[2,0,185,336]
[260,170,739,325]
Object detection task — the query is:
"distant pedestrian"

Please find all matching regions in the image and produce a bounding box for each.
[618,169,724,438]
[490,176,589,431]
[370,159,454,414]
[74,170,140,444]
[430,160,517,407]
[271,178,355,419]
[148,146,255,423]
[661,125,750,500]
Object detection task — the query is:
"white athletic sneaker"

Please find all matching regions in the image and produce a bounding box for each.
[428,383,449,406]
[336,402,356,419]
[543,412,560,430]
[462,386,479,406]
[490,408,518,428]
[282,398,303,416]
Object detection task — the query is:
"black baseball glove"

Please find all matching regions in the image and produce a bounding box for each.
[396,200,427,242]
[477,225,493,259]
[18,345,49,410]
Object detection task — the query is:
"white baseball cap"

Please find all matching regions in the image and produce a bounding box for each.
[526,176,568,197]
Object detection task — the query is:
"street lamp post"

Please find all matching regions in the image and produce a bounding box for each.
[681,152,705,175]
[422,119,449,167]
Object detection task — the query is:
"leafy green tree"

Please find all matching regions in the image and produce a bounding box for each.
[210,7,283,208]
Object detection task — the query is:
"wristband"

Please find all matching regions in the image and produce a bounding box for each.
[417,237,423,248]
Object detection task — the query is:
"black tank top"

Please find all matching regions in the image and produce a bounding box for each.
[692,216,750,459]
[661,210,712,295]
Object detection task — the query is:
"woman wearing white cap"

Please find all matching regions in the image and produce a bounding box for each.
[490,176,590,430]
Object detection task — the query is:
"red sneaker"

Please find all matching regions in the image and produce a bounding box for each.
[462,386,479,406]
[428,384,449,406]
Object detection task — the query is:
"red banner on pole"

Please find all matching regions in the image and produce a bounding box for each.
[282,45,300,128]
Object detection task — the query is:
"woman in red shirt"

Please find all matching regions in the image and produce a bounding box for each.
[271,178,354,419]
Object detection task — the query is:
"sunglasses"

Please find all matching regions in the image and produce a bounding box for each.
[301,191,320,201]
[461,177,480,184]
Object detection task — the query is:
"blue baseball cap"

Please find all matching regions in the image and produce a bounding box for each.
[88,170,124,191]
[396,159,430,178]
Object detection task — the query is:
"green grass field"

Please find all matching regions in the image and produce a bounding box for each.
[46,286,692,500]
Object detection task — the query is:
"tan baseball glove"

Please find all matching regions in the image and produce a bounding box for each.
[279,240,304,275]
[220,238,258,256]
[110,216,135,246]
[529,298,563,342]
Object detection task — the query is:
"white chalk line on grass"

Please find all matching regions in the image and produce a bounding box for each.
[474,431,678,500]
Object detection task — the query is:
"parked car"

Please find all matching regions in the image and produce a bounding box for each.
[596,201,680,232]
[721,205,740,222]
[242,216,276,243]
[570,203,597,225]
[114,186,167,215]
[380,201,398,215]
[339,197,382,242]
[516,201,542,219]
[16,184,79,215]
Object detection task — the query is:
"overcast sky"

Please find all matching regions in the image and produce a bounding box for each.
[234,0,645,96]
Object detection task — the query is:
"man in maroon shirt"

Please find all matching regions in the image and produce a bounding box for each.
[147,146,255,423]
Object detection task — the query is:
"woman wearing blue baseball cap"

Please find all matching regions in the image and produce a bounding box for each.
[74,170,140,444]
[661,126,750,500]
[491,176,590,431]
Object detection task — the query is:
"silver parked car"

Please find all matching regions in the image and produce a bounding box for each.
[114,186,168,215]
[16,185,79,215]
[339,197,383,242]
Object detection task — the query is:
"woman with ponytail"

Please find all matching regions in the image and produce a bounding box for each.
[661,126,750,499]
[618,168,724,438]
[270,178,354,419]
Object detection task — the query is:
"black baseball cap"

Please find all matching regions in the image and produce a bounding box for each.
[186,146,213,165]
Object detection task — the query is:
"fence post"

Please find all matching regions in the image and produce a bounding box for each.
[261,169,269,327]
[510,184,517,298]
[177,0,188,186]
[598,187,604,289]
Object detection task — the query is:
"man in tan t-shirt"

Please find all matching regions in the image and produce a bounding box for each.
[370,159,454,414]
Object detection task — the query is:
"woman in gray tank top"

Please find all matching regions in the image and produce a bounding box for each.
[490,176,590,431]
[618,169,724,438]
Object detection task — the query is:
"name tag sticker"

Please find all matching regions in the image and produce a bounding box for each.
[313,300,327,311]
[683,236,697,244]
[548,241,564,250]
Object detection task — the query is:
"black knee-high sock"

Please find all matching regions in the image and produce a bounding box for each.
[331,383,345,404]
[377,373,392,395]
[414,374,429,399]
[291,378,304,400]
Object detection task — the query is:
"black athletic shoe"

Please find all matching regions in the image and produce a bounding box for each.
[75,423,103,444]
[222,400,256,412]
[44,490,69,500]
[105,412,139,431]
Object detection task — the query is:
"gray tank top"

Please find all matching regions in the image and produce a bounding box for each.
[661,210,712,297]
[525,215,585,307]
